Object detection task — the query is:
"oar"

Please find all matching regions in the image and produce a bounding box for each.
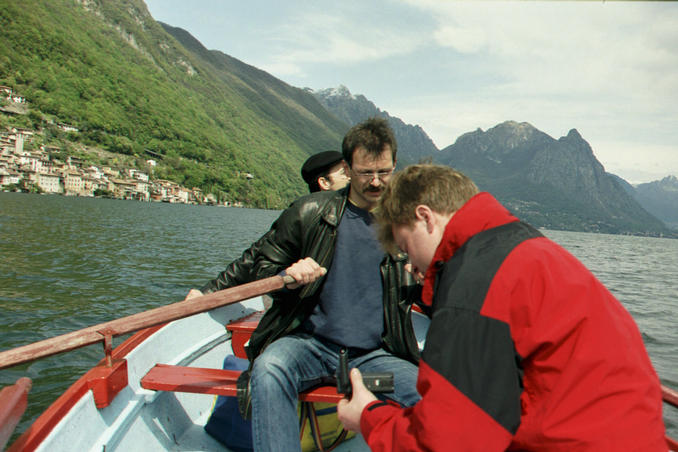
[0,275,295,370]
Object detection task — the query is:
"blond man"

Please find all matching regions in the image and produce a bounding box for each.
[338,164,666,451]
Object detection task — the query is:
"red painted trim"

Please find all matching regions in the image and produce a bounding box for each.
[226,311,263,359]
[141,364,344,404]
[141,364,241,396]
[87,359,128,408]
[663,385,678,450]
[110,324,165,360]
[8,371,91,452]
[7,325,164,452]
[298,385,343,404]
[0,377,32,451]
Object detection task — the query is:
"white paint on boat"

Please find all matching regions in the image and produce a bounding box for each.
[30,295,412,451]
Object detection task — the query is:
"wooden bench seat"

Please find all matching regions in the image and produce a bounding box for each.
[140,311,343,404]
[141,364,343,403]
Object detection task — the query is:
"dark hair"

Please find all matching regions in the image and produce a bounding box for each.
[375,164,479,254]
[341,117,397,167]
[307,179,321,193]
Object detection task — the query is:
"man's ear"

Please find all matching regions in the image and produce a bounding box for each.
[317,177,331,191]
[414,205,435,232]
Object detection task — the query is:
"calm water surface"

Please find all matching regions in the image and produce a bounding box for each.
[1,193,281,440]
[1,193,677,440]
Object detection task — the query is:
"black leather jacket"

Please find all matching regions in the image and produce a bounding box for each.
[204,186,421,364]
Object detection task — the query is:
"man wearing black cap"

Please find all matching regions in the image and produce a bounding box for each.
[186,151,349,296]
[301,150,349,193]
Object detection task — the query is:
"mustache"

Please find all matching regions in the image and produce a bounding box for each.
[364,186,383,193]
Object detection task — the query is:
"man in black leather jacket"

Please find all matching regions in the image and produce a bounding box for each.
[196,118,422,452]
[241,185,422,365]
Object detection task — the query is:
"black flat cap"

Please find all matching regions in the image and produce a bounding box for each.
[301,151,344,185]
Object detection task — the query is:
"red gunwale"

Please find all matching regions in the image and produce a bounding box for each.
[0,377,32,450]
[7,324,164,452]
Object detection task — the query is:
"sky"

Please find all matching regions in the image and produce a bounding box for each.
[143,0,678,184]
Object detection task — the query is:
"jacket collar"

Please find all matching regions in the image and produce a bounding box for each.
[421,192,519,305]
[321,186,349,227]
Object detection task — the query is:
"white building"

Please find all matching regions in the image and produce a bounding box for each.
[128,168,149,182]
[85,165,105,180]
[64,171,84,195]
[37,173,62,193]
[0,167,21,186]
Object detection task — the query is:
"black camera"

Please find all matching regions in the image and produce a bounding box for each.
[336,348,394,398]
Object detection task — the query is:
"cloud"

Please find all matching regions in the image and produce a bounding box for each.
[407,1,678,99]
[381,0,678,181]
[255,6,427,78]
[433,24,487,54]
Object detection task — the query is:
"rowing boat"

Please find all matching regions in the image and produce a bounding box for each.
[0,276,430,451]
[0,275,676,451]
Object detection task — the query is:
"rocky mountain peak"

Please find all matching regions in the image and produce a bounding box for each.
[492,121,541,148]
[496,120,536,134]
[435,122,672,235]
[565,128,582,140]
[313,85,354,100]
[310,86,439,165]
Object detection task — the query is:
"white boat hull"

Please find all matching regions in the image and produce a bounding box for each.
[28,296,376,451]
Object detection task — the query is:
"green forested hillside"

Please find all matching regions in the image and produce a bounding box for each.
[0,0,347,207]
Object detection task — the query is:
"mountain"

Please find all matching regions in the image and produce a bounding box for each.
[0,0,347,208]
[632,176,678,230]
[2,1,674,236]
[434,121,673,236]
[310,86,439,166]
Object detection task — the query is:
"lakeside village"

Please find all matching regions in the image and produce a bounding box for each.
[0,128,237,205]
[0,86,254,207]
[0,88,246,206]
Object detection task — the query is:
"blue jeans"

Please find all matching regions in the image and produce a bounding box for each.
[249,333,420,452]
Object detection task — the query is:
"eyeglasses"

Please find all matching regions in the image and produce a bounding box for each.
[351,168,394,180]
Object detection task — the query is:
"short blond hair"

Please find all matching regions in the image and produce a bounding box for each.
[375,164,479,254]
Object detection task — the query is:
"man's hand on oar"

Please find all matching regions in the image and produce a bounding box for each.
[284,257,327,289]
[182,257,325,301]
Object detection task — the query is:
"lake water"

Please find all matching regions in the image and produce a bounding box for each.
[1,192,677,441]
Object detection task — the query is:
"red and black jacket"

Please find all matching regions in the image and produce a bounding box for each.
[361,192,666,451]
